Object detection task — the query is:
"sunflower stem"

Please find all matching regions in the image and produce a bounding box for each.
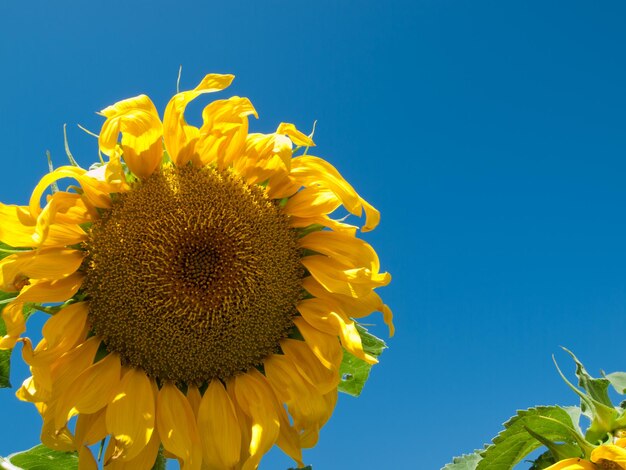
[29,304,60,315]
[151,446,166,470]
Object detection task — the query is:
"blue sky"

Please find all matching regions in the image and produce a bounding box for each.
[1,1,626,469]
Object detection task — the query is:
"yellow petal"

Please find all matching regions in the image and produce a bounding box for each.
[592,443,626,467]
[276,122,315,147]
[289,214,358,236]
[543,458,597,470]
[0,202,86,248]
[231,369,281,470]
[78,445,98,470]
[275,404,304,468]
[35,192,92,245]
[75,408,108,447]
[99,95,163,179]
[55,352,121,429]
[0,203,38,247]
[291,155,379,231]
[194,96,257,169]
[300,390,337,449]
[106,368,157,461]
[29,166,116,217]
[49,337,101,399]
[156,382,202,470]
[280,339,339,395]
[0,247,84,291]
[105,427,161,470]
[27,302,89,366]
[293,317,343,371]
[265,353,329,429]
[303,276,394,336]
[38,402,76,451]
[1,274,83,348]
[299,230,381,271]
[297,298,377,364]
[301,255,390,298]
[163,73,235,166]
[186,384,201,417]
[283,187,340,219]
[197,379,241,469]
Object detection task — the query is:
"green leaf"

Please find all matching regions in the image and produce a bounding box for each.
[337,324,387,397]
[441,451,482,470]
[5,445,78,470]
[554,349,619,442]
[288,466,312,470]
[563,348,613,408]
[477,406,585,470]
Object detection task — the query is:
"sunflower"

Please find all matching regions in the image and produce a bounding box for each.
[0,73,393,469]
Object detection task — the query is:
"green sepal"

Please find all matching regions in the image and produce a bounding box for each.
[477,406,586,470]
[287,466,313,470]
[3,445,78,469]
[524,424,584,462]
[528,450,557,470]
[554,349,619,443]
[441,451,482,470]
[337,324,386,397]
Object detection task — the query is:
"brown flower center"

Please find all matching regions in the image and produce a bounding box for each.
[83,164,303,383]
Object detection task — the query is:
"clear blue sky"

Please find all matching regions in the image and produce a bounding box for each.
[1,1,626,469]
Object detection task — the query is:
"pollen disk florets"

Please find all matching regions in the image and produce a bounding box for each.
[83,164,304,383]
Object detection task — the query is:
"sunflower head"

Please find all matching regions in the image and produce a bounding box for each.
[0,73,393,469]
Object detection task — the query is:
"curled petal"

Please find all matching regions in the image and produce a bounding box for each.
[297,298,377,364]
[280,339,339,395]
[293,317,343,371]
[299,230,381,272]
[55,352,121,429]
[0,247,84,291]
[99,95,163,179]
[25,302,89,366]
[265,354,330,429]
[302,255,390,299]
[303,276,394,336]
[591,444,626,466]
[195,96,257,169]
[29,166,114,217]
[37,403,76,452]
[0,202,86,248]
[163,73,234,166]
[291,156,380,231]
[276,122,315,147]
[1,274,84,349]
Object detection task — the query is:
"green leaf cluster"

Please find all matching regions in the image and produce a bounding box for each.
[443,349,626,470]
